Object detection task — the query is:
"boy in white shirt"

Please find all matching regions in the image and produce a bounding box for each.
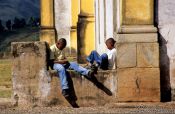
[86,38,117,70]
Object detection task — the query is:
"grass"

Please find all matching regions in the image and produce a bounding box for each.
[0,59,12,98]
[0,90,11,98]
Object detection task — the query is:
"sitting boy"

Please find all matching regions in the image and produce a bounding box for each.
[49,38,95,108]
[86,38,117,70]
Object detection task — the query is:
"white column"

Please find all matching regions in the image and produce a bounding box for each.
[95,0,99,49]
[55,0,71,47]
[95,0,114,54]
[105,0,113,38]
[95,0,106,55]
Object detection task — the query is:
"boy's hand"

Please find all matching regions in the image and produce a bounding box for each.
[54,59,69,64]
[61,60,69,64]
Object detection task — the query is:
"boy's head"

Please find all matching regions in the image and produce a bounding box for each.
[56,38,67,50]
[105,38,116,50]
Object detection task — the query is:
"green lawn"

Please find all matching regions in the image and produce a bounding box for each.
[0,59,12,98]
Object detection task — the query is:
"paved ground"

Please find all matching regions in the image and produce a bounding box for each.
[1,101,175,114]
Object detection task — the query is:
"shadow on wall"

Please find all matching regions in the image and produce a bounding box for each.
[154,0,171,102]
[77,15,87,63]
[158,33,171,102]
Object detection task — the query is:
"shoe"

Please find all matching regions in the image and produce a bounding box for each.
[87,70,95,78]
[62,89,70,98]
[63,90,79,108]
[91,64,98,74]
[70,101,79,108]
[70,90,78,101]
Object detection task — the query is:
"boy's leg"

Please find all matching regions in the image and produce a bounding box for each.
[100,53,108,70]
[69,62,90,76]
[66,71,77,101]
[86,50,101,65]
[53,64,79,108]
[53,64,69,92]
[69,62,95,78]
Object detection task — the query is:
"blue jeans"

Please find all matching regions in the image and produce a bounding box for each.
[86,50,108,70]
[53,62,89,90]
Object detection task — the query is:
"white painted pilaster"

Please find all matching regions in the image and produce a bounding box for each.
[95,0,114,54]
[105,0,113,38]
[95,0,106,55]
[54,0,71,47]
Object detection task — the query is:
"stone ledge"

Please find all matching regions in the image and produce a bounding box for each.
[49,69,117,76]
[119,25,157,34]
[116,33,158,43]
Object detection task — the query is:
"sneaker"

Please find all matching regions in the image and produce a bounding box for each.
[63,90,79,108]
[87,70,95,78]
[91,64,98,74]
[62,89,70,98]
[70,101,79,108]
[70,90,78,101]
[93,61,99,67]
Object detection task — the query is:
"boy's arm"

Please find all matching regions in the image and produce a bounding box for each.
[54,59,69,64]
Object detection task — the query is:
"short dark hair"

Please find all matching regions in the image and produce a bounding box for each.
[106,38,116,46]
[58,38,67,46]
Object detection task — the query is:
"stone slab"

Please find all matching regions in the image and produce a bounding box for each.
[137,43,159,67]
[11,42,50,106]
[117,68,160,102]
[117,43,136,68]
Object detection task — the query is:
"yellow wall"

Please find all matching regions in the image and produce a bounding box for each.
[79,0,95,56]
[40,0,95,54]
[70,0,79,53]
[83,17,95,55]
[70,28,77,54]
[40,0,55,45]
[80,0,95,15]
[122,0,153,25]
[40,0,54,27]
[71,0,79,27]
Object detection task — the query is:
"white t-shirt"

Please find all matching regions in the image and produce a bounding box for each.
[106,48,117,69]
[50,44,66,61]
